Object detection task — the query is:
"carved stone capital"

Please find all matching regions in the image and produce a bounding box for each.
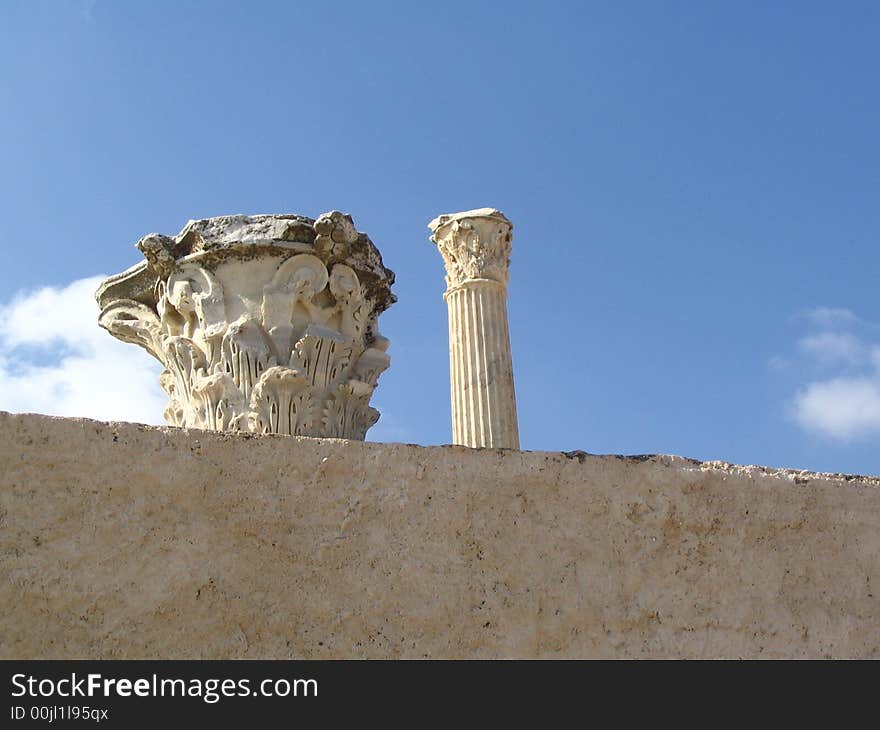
[96,212,395,440]
[428,208,513,290]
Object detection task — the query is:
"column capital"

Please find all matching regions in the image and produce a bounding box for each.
[95,211,395,440]
[428,208,513,290]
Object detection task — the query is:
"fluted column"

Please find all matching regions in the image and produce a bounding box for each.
[429,208,519,449]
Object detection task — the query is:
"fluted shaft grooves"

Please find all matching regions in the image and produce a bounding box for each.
[445,281,519,448]
[429,208,520,449]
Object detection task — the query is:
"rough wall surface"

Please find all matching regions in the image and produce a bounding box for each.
[1,411,878,659]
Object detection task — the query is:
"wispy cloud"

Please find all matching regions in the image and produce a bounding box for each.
[797,331,866,367]
[801,306,861,329]
[0,276,166,424]
[786,306,880,440]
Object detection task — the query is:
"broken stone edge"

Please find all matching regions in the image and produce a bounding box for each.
[95,213,397,319]
[4,410,877,486]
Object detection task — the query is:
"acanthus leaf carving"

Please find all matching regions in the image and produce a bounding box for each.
[192,372,246,431]
[321,381,377,440]
[219,316,278,395]
[159,369,184,427]
[248,366,311,436]
[290,325,359,390]
[164,336,208,415]
[428,209,513,289]
[97,212,393,440]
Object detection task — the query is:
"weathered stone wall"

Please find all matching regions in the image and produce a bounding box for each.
[1,411,878,658]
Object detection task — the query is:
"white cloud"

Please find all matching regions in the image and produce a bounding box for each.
[798,331,866,367]
[0,276,166,424]
[787,308,880,441]
[793,377,880,440]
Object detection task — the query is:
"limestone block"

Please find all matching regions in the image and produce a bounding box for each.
[1,412,879,659]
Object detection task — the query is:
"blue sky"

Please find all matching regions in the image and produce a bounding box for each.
[1,1,878,475]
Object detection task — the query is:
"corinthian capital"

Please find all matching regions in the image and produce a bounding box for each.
[428,208,513,290]
[95,211,395,440]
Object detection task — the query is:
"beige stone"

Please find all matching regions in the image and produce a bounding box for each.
[429,209,520,449]
[95,212,396,440]
[2,410,878,659]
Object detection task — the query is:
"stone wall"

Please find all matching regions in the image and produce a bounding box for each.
[1,411,878,658]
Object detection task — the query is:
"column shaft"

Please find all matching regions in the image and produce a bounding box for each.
[429,207,520,449]
[445,281,519,449]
